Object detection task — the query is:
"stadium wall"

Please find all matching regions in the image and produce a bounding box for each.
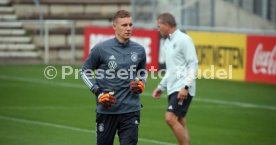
[83,26,276,84]
[187,31,276,84]
[187,32,246,81]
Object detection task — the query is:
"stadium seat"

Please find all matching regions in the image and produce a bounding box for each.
[0,14,17,20]
[0,6,14,13]
[0,0,39,59]
[0,36,31,43]
[0,51,40,58]
[1,0,131,61]
[0,21,22,28]
[0,44,35,50]
[0,29,25,35]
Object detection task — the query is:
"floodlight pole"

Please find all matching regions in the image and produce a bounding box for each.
[44,23,49,64]
[70,21,76,63]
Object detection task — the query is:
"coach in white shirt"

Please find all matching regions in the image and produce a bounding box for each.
[152,12,198,145]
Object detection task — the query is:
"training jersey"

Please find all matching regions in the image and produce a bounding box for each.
[81,37,146,114]
[158,29,198,96]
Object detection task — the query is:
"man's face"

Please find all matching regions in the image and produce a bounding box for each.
[113,17,133,41]
[157,19,169,37]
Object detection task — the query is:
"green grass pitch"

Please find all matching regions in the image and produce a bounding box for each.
[0,65,276,145]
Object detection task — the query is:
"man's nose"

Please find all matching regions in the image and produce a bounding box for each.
[127,25,132,30]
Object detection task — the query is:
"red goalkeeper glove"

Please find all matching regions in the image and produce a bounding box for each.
[130,79,145,94]
[98,92,116,108]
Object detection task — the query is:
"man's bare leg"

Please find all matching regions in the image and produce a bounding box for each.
[178,117,190,145]
[165,112,189,145]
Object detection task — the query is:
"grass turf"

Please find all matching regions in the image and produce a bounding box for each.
[0,65,275,145]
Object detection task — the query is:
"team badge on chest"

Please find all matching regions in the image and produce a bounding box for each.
[131,52,138,62]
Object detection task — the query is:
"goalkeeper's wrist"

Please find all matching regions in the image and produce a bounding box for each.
[97,92,104,99]
[93,87,103,97]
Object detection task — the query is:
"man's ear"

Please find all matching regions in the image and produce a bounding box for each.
[112,22,116,30]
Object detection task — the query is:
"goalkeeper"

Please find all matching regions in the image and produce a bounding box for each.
[80,10,146,145]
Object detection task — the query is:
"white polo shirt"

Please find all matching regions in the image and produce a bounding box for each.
[158,29,198,96]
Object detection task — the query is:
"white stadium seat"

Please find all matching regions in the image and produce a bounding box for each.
[0,29,26,35]
[0,22,22,28]
[0,6,14,13]
[0,0,10,5]
[0,36,31,43]
[0,44,35,50]
[0,14,17,20]
[0,51,40,58]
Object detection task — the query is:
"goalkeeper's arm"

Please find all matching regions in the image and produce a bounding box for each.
[80,46,105,95]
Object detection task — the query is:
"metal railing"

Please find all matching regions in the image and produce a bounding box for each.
[133,22,276,35]
[131,0,276,35]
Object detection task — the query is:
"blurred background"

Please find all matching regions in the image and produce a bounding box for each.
[0,0,275,64]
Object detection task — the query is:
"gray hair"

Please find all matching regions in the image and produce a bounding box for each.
[157,12,176,27]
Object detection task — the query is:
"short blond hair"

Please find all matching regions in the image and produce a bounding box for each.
[113,10,131,22]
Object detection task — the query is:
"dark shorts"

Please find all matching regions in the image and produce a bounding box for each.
[96,111,140,145]
[167,92,193,118]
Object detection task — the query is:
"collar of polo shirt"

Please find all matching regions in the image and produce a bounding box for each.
[168,29,179,40]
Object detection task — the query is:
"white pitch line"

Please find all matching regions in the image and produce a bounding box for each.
[194,98,276,111]
[1,75,276,111]
[0,106,92,110]
[0,75,85,89]
[0,115,176,145]
[142,93,276,111]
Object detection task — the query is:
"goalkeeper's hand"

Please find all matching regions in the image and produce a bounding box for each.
[130,78,145,94]
[98,92,116,108]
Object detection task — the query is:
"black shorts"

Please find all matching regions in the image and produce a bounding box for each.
[167,92,193,118]
[96,111,140,145]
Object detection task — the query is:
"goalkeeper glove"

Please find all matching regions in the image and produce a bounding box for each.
[98,91,116,108]
[130,78,145,94]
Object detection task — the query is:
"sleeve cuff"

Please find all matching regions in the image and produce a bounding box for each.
[91,85,101,96]
[157,84,166,91]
